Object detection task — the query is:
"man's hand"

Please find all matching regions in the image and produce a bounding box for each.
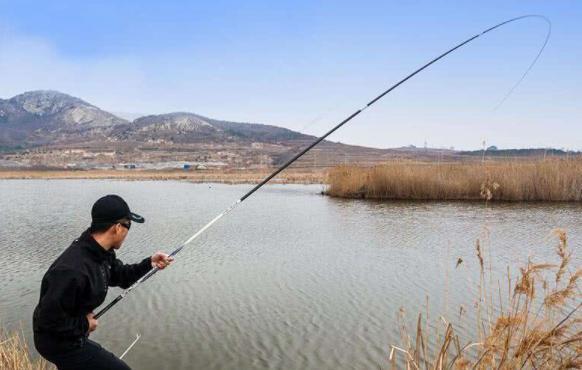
[87,312,98,333]
[151,252,174,269]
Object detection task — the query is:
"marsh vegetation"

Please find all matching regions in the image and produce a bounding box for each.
[326,158,582,201]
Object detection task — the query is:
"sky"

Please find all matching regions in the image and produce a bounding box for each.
[0,0,580,150]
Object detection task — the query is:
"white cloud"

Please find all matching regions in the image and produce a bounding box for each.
[0,28,149,113]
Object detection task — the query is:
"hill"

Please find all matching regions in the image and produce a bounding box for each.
[0,90,389,169]
[0,90,578,170]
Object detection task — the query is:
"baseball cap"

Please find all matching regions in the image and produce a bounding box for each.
[91,195,145,224]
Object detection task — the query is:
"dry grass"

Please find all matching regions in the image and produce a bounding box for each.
[0,329,53,370]
[326,159,582,201]
[391,229,581,369]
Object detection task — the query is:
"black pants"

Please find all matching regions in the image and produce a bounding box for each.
[38,338,130,370]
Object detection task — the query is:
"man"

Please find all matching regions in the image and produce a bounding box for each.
[33,194,174,370]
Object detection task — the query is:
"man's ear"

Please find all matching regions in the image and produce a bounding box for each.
[111,223,120,236]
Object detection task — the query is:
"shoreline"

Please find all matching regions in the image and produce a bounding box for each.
[4,160,582,203]
[0,169,327,184]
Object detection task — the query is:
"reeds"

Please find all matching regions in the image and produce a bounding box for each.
[0,329,53,370]
[390,229,581,369]
[326,159,582,201]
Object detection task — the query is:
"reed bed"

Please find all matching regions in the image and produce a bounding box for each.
[0,329,53,370]
[326,159,582,201]
[391,229,581,369]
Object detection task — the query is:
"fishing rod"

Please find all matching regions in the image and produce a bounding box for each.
[95,14,550,320]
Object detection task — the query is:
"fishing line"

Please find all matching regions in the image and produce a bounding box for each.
[95,14,550,321]
[493,16,551,110]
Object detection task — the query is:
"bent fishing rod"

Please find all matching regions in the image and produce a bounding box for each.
[95,14,550,319]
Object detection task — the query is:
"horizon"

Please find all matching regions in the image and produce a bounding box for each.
[0,1,580,151]
[1,88,580,152]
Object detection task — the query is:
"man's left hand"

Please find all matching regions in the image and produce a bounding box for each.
[151,252,174,269]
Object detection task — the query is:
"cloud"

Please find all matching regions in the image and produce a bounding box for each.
[0,27,149,113]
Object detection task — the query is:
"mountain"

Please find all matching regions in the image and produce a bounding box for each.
[0,90,350,168]
[112,112,313,144]
[0,90,127,148]
[0,91,315,149]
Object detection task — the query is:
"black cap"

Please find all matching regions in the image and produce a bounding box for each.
[91,195,145,224]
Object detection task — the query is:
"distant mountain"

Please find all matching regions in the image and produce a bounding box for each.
[0,90,313,149]
[0,90,577,169]
[112,112,314,144]
[0,90,127,148]
[0,90,333,168]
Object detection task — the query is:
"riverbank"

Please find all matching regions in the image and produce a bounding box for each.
[0,168,326,184]
[4,158,582,202]
[326,159,582,201]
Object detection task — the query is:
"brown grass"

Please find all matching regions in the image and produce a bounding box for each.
[326,159,582,201]
[0,329,53,370]
[391,229,581,369]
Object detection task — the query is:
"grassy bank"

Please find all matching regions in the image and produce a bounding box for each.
[326,159,582,201]
[0,329,53,370]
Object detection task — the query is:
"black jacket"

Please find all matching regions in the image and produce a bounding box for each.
[33,229,151,354]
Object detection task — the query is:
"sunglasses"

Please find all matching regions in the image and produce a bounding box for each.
[118,221,131,230]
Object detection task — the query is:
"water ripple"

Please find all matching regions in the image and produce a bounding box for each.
[0,180,580,369]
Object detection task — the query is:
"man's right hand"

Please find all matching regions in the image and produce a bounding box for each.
[86,312,98,333]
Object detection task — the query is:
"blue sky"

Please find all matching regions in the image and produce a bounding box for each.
[0,0,580,150]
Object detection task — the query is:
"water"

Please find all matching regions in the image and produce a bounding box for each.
[0,180,580,369]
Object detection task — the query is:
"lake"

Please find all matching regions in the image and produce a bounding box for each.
[0,180,580,369]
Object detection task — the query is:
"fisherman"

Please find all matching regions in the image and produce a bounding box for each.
[33,194,174,370]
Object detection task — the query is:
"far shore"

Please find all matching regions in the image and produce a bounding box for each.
[0,168,327,184]
[4,158,582,203]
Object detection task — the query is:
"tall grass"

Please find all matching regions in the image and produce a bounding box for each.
[0,329,53,370]
[326,159,582,201]
[391,229,581,369]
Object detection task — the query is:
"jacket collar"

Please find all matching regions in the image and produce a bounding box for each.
[79,228,114,262]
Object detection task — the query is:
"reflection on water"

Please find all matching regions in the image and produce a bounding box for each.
[0,180,580,370]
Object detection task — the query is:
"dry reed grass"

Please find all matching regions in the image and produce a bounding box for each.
[0,329,53,370]
[326,159,582,201]
[390,229,581,369]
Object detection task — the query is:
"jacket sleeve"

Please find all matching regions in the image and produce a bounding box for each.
[109,257,152,289]
[35,268,89,338]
